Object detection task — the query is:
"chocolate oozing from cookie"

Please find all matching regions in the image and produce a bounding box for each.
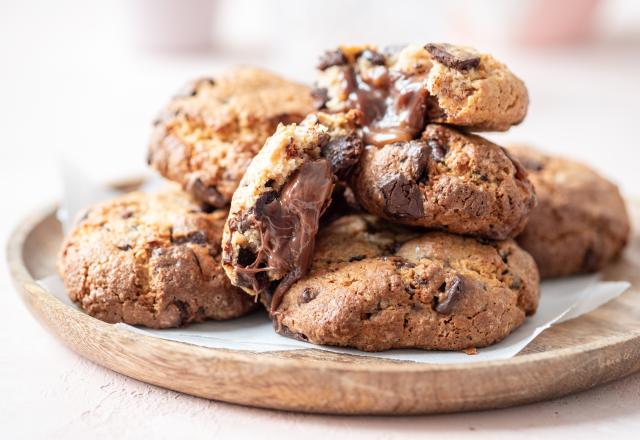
[424,43,480,71]
[339,64,430,147]
[234,159,335,311]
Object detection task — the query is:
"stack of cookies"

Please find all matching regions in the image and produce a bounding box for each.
[58,44,630,352]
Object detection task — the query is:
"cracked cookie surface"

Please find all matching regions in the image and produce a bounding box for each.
[58,187,256,328]
[222,111,363,310]
[351,124,536,239]
[510,146,630,278]
[148,67,315,207]
[273,214,539,352]
[314,43,528,144]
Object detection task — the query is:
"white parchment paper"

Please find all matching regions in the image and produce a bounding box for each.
[46,166,630,364]
[39,274,629,364]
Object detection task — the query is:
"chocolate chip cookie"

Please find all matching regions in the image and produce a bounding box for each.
[273,214,539,352]
[351,124,536,239]
[314,43,528,146]
[148,67,315,208]
[221,111,363,309]
[58,187,256,328]
[510,146,630,278]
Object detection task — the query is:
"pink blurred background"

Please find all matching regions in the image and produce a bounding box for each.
[1,0,639,202]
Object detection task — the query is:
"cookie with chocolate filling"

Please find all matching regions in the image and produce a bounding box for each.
[273,214,539,352]
[58,187,256,328]
[350,124,536,240]
[314,43,528,144]
[509,146,630,278]
[221,111,363,310]
[148,67,315,208]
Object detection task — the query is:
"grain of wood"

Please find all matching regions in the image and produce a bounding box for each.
[6,197,640,415]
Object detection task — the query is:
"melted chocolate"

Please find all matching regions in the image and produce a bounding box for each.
[339,65,429,147]
[235,159,335,312]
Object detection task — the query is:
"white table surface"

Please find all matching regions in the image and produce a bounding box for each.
[2,1,640,438]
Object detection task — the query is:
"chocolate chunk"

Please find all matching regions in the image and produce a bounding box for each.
[311,87,329,110]
[321,133,364,179]
[191,178,225,208]
[432,276,465,314]
[378,173,424,219]
[317,49,347,70]
[424,43,481,70]
[116,244,132,251]
[360,49,386,65]
[298,287,318,305]
[237,247,257,267]
[425,95,447,120]
[172,231,207,246]
[427,138,448,162]
[172,300,190,325]
[399,140,430,184]
[275,322,309,342]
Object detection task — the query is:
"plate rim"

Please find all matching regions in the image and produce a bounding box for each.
[7,198,640,414]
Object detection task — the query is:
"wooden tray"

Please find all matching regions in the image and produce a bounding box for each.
[7,197,640,415]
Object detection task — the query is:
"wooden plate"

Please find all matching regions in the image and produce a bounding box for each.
[7,195,640,415]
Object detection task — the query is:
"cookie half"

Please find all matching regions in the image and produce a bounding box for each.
[273,214,540,352]
[510,146,630,278]
[58,188,256,328]
[314,43,528,145]
[222,111,363,310]
[351,124,536,239]
[148,67,315,208]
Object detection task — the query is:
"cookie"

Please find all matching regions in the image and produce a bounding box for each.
[314,43,528,146]
[350,124,536,239]
[509,146,630,278]
[273,214,540,352]
[221,111,363,309]
[58,187,256,328]
[148,67,315,208]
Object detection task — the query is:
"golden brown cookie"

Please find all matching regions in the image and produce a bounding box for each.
[58,187,256,328]
[273,214,540,352]
[350,124,536,240]
[148,67,315,207]
[314,43,528,145]
[510,146,630,278]
[221,111,363,310]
